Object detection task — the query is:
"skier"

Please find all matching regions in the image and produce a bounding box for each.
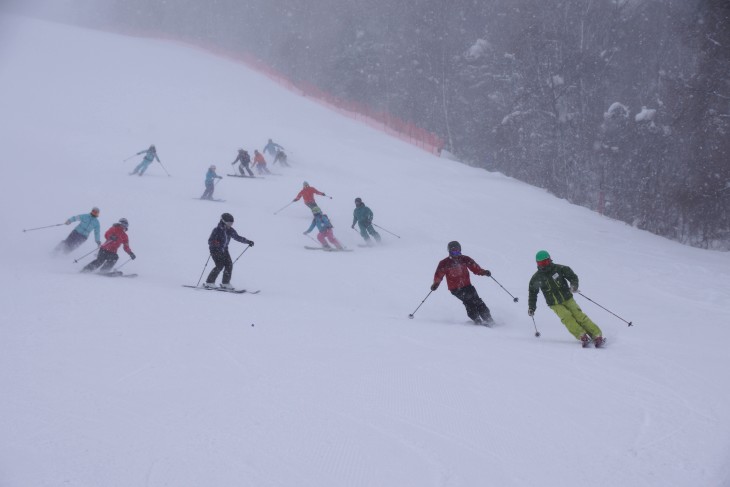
[204,213,254,289]
[56,207,101,253]
[253,150,271,175]
[130,145,160,176]
[81,218,136,273]
[351,197,381,245]
[304,208,344,250]
[293,181,326,210]
[431,241,493,325]
[201,165,222,200]
[272,150,290,167]
[231,149,254,177]
[528,250,605,347]
[263,138,284,158]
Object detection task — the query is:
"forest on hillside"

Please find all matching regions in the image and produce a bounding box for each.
[8,0,729,248]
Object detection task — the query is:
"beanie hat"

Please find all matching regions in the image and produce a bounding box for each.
[221,213,234,223]
[535,250,550,261]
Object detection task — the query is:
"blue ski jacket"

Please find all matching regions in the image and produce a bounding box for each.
[205,169,222,185]
[137,148,160,164]
[305,214,333,234]
[67,213,101,243]
[263,140,284,156]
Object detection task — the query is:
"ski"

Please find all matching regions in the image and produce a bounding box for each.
[304,246,354,252]
[193,198,226,202]
[182,284,260,294]
[227,174,262,179]
[99,271,138,278]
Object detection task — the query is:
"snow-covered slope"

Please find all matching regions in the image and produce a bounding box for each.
[1,15,729,487]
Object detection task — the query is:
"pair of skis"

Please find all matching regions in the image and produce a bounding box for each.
[182,284,260,294]
[304,246,353,252]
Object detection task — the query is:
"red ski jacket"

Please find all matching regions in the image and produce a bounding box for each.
[295,186,325,204]
[254,152,267,166]
[100,224,133,255]
[433,255,488,291]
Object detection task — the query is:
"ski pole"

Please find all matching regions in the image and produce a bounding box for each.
[22,223,65,232]
[232,245,252,264]
[122,153,138,162]
[73,246,99,263]
[114,258,133,270]
[531,315,541,337]
[408,290,433,319]
[577,292,633,326]
[157,160,172,177]
[373,224,401,239]
[304,233,319,244]
[489,275,519,303]
[196,255,211,287]
[274,201,295,215]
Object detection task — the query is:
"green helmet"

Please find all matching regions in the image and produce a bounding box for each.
[535,250,551,262]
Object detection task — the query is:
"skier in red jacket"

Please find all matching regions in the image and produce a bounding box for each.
[431,241,493,325]
[253,150,271,175]
[293,181,327,210]
[81,218,136,273]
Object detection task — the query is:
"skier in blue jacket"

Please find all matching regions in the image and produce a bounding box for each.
[130,145,160,176]
[201,165,223,200]
[304,208,344,250]
[263,138,284,158]
[56,207,102,253]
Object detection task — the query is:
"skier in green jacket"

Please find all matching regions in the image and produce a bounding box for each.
[528,250,605,348]
[351,197,381,245]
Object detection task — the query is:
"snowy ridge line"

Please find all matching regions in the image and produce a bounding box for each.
[94,25,444,156]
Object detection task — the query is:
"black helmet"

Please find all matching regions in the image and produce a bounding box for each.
[355,197,363,205]
[221,213,234,223]
[447,241,461,253]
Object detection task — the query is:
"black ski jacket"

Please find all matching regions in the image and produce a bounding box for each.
[208,222,250,253]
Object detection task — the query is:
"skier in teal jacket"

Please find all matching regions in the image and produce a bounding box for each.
[56,207,101,253]
[130,145,160,176]
[351,197,381,245]
[201,165,223,200]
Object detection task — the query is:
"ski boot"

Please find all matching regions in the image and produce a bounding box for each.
[593,336,606,348]
[580,334,592,348]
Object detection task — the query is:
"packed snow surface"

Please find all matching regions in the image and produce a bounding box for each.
[1,15,729,487]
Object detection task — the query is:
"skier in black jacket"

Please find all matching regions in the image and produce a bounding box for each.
[205,213,254,289]
[231,149,254,177]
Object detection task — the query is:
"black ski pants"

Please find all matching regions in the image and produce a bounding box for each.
[207,249,233,285]
[59,230,87,253]
[451,285,491,322]
[82,249,118,273]
[238,163,254,177]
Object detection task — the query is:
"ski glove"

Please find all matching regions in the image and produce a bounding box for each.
[528,308,535,317]
[65,220,71,225]
[129,252,136,260]
[247,240,255,247]
[571,285,579,293]
[482,270,491,277]
[430,283,439,291]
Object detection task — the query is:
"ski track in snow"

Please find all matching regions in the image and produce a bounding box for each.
[1,14,730,487]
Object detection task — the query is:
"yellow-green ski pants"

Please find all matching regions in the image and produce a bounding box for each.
[549,298,602,340]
